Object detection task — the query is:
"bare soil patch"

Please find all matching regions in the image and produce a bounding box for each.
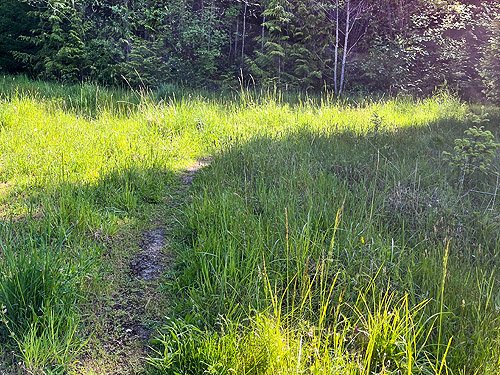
[77,159,211,374]
[130,228,167,282]
[180,158,212,186]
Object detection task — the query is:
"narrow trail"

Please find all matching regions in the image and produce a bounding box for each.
[180,158,212,186]
[78,159,209,375]
[131,228,167,282]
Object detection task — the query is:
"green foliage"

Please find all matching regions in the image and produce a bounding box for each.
[122,36,165,88]
[148,317,239,375]
[0,0,38,74]
[287,0,333,90]
[248,0,294,87]
[14,0,88,82]
[369,110,384,132]
[353,36,414,93]
[0,0,497,95]
[443,125,500,177]
[150,282,444,374]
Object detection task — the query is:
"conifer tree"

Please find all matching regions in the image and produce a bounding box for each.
[15,0,87,82]
[248,0,293,87]
[0,0,37,73]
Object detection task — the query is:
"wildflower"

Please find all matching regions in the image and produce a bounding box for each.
[361,236,365,244]
[1,305,6,314]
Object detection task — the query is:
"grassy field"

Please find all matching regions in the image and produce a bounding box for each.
[0,75,499,374]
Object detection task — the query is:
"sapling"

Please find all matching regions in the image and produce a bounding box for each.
[443,126,500,185]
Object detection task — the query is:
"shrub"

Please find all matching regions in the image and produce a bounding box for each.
[443,125,500,178]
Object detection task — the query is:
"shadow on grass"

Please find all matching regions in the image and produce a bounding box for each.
[165,118,500,373]
[0,111,499,374]
[0,164,181,374]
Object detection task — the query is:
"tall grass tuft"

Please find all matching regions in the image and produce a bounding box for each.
[0,220,90,373]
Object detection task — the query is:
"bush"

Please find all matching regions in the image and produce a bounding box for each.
[443,125,500,178]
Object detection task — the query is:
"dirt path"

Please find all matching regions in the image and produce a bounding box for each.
[180,158,212,186]
[131,228,167,282]
[76,160,209,375]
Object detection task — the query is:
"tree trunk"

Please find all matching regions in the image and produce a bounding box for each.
[241,1,247,64]
[229,22,233,61]
[334,0,339,95]
[339,0,350,95]
[123,0,132,61]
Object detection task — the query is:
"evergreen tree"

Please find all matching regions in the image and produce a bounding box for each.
[15,0,87,82]
[5,0,500,95]
[248,0,293,87]
[0,0,38,74]
[120,1,166,88]
[288,0,333,90]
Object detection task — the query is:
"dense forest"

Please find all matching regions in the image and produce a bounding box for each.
[1,0,500,99]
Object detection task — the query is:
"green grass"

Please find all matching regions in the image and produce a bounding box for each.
[0,75,499,374]
[0,220,93,373]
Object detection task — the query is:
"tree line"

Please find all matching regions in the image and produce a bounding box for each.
[1,0,499,100]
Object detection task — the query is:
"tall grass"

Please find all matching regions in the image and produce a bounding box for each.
[171,116,499,372]
[0,76,499,374]
[0,220,92,373]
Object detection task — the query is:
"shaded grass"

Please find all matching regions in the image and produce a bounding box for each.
[0,220,94,373]
[170,125,499,373]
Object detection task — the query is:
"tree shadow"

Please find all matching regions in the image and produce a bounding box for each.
[174,116,500,319]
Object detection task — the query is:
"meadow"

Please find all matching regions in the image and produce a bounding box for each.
[0,75,499,374]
